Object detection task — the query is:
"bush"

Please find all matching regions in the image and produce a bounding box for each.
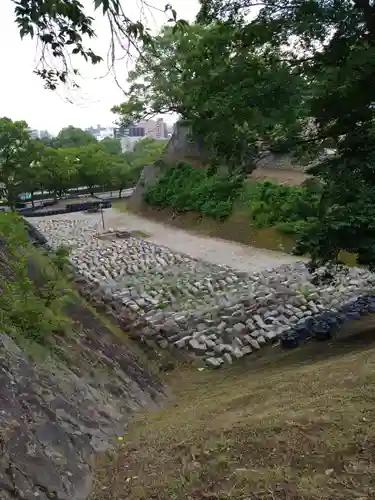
[239,179,322,234]
[0,212,72,345]
[144,162,323,236]
[144,162,244,220]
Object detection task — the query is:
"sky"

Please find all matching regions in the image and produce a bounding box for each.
[0,0,200,135]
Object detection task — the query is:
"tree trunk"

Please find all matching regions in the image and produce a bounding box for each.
[119,188,122,198]
[5,184,15,211]
[31,192,35,209]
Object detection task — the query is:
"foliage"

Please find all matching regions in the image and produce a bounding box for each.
[120,137,168,186]
[0,118,165,205]
[99,137,122,156]
[55,126,98,148]
[112,23,310,172]
[0,212,71,344]
[145,161,322,231]
[115,0,375,269]
[13,0,188,89]
[0,117,33,208]
[239,179,321,234]
[144,162,244,220]
[194,0,375,268]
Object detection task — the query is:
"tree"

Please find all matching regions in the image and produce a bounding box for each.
[18,139,50,207]
[109,161,132,198]
[112,23,310,172]
[55,126,97,148]
[39,148,78,198]
[0,117,32,208]
[69,144,114,195]
[195,0,375,269]
[99,137,122,156]
[12,0,188,90]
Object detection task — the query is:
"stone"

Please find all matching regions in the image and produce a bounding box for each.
[188,339,207,353]
[174,336,191,348]
[223,352,233,364]
[233,323,247,335]
[241,345,252,355]
[264,331,277,343]
[249,338,261,350]
[205,339,216,349]
[205,357,222,368]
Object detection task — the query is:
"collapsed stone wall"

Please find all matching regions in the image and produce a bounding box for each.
[34,217,375,368]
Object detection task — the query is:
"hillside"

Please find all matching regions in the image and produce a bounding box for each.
[92,320,375,500]
[0,214,165,500]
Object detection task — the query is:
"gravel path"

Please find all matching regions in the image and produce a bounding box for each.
[39,208,298,273]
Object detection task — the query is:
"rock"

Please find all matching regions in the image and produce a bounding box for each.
[205,357,223,368]
[223,352,233,364]
[233,323,247,335]
[0,324,164,500]
[174,336,191,348]
[205,339,216,349]
[264,331,276,341]
[249,338,261,350]
[188,339,207,353]
[241,345,252,355]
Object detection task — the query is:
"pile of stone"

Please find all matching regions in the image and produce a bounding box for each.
[34,217,375,367]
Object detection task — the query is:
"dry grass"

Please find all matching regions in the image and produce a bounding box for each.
[250,168,310,186]
[91,320,375,500]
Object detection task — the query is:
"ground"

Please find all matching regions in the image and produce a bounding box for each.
[91,317,375,500]
[250,168,310,186]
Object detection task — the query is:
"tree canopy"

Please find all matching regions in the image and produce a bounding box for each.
[55,126,98,148]
[112,23,310,171]
[0,117,166,205]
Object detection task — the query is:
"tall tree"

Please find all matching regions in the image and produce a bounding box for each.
[0,117,32,208]
[112,23,310,171]
[196,0,375,269]
[56,126,97,148]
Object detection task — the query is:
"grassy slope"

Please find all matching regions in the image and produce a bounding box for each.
[92,319,375,500]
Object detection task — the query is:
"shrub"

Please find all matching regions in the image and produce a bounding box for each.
[239,179,321,234]
[144,162,322,236]
[144,162,244,220]
[0,212,72,345]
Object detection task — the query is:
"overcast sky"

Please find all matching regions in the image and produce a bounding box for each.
[0,0,199,134]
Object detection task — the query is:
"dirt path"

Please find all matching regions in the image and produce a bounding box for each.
[102,208,299,273]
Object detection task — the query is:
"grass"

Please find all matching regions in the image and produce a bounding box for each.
[91,319,375,500]
[112,199,130,212]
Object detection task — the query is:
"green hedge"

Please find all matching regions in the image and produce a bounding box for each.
[144,162,322,234]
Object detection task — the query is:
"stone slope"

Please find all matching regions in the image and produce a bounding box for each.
[0,242,165,499]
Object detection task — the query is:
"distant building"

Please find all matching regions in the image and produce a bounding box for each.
[85,124,114,140]
[120,136,143,152]
[39,130,52,140]
[28,128,40,139]
[115,118,169,141]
